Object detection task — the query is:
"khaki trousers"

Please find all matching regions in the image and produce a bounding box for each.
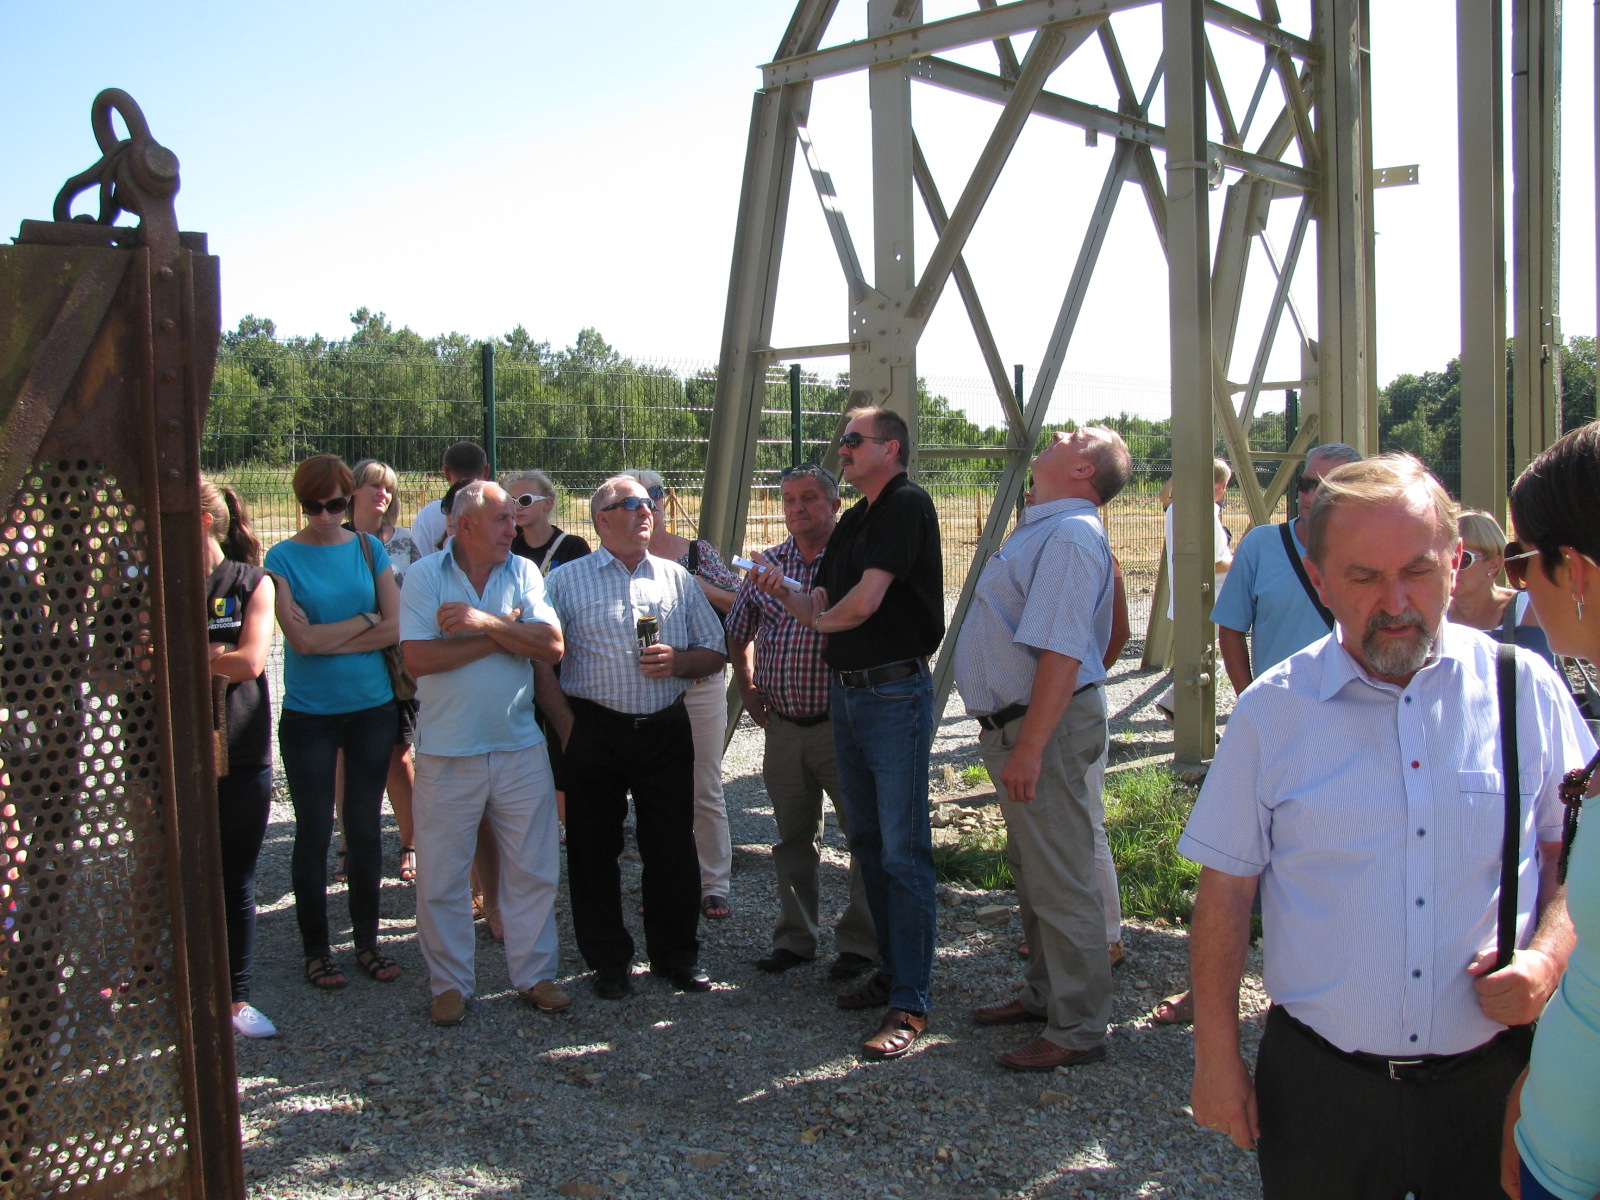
[764,715,876,960]
[979,685,1112,1050]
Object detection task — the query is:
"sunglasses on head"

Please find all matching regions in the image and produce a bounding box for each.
[780,463,837,484]
[513,493,551,508]
[838,431,891,449]
[601,495,656,513]
[301,496,350,515]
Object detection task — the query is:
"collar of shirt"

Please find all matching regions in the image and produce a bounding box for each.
[439,536,516,598]
[1316,624,1455,702]
[1021,496,1097,525]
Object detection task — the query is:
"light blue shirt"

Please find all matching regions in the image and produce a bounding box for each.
[1210,518,1333,675]
[263,534,392,715]
[544,547,725,715]
[1180,621,1595,1057]
[399,541,560,756]
[954,497,1113,715]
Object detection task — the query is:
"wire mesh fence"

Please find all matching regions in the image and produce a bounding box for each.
[204,340,1460,591]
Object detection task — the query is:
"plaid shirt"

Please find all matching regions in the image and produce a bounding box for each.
[725,536,831,719]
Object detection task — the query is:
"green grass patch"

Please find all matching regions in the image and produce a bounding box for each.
[931,763,1199,924]
[959,763,990,787]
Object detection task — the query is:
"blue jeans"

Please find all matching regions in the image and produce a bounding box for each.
[830,668,937,1013]
[279,703,396,958]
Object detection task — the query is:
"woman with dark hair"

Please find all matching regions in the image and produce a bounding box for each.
[1502,420,1600,1200]
[263,454,401,990]
[201,479,278,1037]
[347,458,422,883]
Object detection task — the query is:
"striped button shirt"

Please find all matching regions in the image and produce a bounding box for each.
[543,546,725,716]
[724,536,830,718]
[953,497,1114,716]
[1180,621,1596,1057]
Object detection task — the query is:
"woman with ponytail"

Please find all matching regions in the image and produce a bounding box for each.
[201,479,278,1038]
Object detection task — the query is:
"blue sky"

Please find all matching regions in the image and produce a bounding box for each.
[2,2,1592,425]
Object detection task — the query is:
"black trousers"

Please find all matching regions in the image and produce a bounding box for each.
[562,696,699,972]
[216,763,273,1003]
[1256,1005,1533,1200]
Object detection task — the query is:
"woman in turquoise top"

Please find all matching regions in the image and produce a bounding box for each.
[1504,422,1600,1200]
[263,454,402,991]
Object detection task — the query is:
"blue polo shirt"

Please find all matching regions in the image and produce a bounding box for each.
[1210,519,1334,676]
[399,540,561,756]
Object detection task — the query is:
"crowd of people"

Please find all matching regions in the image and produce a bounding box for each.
[199,411,1600,1199]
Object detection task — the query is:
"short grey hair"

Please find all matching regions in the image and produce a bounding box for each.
[1083,427,1133,504]
[779,463,840,502]
[452,479,504,525]
[1306,442,1363,470]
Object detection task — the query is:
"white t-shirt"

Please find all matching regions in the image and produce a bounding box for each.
[1165,501,1232,621]
[411,499,447,556]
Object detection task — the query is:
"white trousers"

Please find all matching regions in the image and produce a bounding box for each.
[685,674,732,898]
[414,743,560,997]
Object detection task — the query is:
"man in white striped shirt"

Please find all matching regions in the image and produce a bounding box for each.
[1182,455,1592,1199]
[536,476,726,1000]
[954,426,1133,1071]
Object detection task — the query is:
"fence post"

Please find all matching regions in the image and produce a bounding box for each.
[481,341,497,476]
[789,363,802,467]
[1285,387,1299,519]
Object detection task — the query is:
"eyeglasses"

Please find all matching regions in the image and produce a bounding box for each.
[513,493,551,508]
[838,432,891,450]
[646,485,667,500]
[1295,476,1320,493]
[601,495,657,514]
[301,496,351,515]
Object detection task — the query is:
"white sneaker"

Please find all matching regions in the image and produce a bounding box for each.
[232,1004,277,1039]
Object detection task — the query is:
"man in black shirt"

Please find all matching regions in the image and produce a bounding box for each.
[752,406,944,1060]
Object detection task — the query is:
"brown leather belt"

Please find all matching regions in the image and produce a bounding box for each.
[833,657,927,690]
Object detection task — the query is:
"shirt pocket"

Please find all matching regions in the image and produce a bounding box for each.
[1456,768,1538,865]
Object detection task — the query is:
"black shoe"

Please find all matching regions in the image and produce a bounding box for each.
[592,966,633,1000]
[828,952,875,980]
[756,948,813,974]
[650,964,712,992]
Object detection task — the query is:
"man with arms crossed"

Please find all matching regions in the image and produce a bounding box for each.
[1182,455,1592,1198]
[399,482,566,1027]
[752,406,944,1060]
[955,428,1133,1070]
[538,476,726,998]
[726,464,876,980]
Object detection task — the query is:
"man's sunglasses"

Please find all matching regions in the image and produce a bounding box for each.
[513,493,552,508]
[601,495,657,513]
[1295,475,1320,493]
[838,431,891,449]
[301,497,350,515]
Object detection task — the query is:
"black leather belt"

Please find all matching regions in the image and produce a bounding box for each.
[770,710,830,727]
[975,683,1099,731]
[1275,1006,1530,1084]
[570,694,686,729]
[833,658,927,689]
[977,702,1028,731]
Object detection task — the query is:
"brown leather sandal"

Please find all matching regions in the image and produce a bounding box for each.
[862,1009,927,1060]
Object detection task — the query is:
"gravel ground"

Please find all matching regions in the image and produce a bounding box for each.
[237,596,1266,1200]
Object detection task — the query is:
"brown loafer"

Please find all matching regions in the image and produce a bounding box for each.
[1109,940,1125,969]
[430,989,467,1026]
[836,970,893,1010]
[972,997,1044,1025]
[862,1009,927,1060]
[998,1036,1105,1072]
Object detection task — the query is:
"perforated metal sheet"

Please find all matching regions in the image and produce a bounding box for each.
[1,458,187,1198]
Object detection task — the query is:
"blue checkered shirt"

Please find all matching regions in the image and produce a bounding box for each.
[544,547,725,715]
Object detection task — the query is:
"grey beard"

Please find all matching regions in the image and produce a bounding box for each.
[1361,608,1435,677]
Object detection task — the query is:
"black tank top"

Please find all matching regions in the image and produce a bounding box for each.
[206,560,272,769]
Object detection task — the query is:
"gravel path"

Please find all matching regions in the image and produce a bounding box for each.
[237,597,1265,1200]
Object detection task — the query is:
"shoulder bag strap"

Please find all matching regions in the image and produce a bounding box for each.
[355,531,381,604]
[686,539,701,575]
[541,531,567,577]
[1495,641,1521,972]
[1279,521,1334,631]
